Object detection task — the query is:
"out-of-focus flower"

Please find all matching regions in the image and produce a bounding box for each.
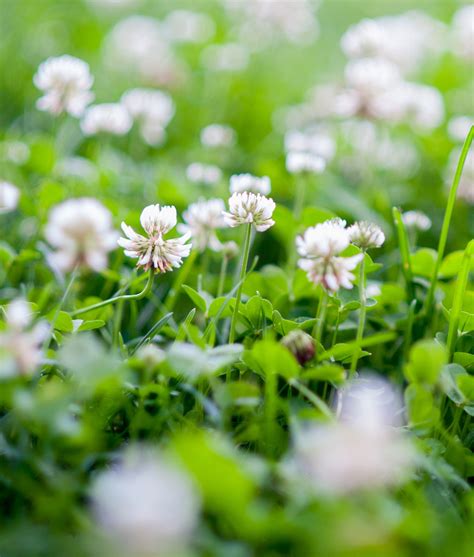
[91,447,199,556]
[163,10,215,43]
[135,344,166,368]
[451,5,474,61]
[448,116,474,142]
[286,151,326,174]
[186,162,222,185]
[281,329,315,365]
[121,88,175,146]
[45,198,118,272]
[201,43,249,71]
[81,103,132,136]
[118,204,192,273]
[0,181,20,214]
[33,55,94,117]
[366,282,382,298]
[348,221,385,249]
[297,221,363,292]
[230,173,271,195]
[223,192,275,232]
[200,124,236,148]
[402,210,432,231]
[103,16,185,86]
[0,300,48,378]
[447,147,474,204]
[86,0,140,8]
[2,141,30,165]
[291,375,415,495]
[54,157,99,182]
[178,198,226,252]
[284,129,336,162]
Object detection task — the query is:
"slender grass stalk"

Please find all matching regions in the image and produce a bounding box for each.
[165,249,198,311]
[313,288,329,344]
[392,206,414,301]
[288,378,333,419]
[264,371,278,458]
[447,240,473,360]
[350,253,366,374]
[403,299,417,364]
[424,126,473,319]
[217,255,228,298]
[71,269,154,317]
[229,223,252,343]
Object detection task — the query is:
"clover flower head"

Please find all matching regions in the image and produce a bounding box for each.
[45,198,118,272]
[348,221,385,249]
[178,198,226,252]
[223,191,275,232]
[298,254,362,292]
[0,181,20,214]
[81,103,133,136]
[33,55,94,117]
[284,129,336,162]
[286,151,326,174]
[186,162,222,185]
[401,210,432,231]
[200,124,236,148]
[452,5,474,61]
[118,204,192,273]
[296,220,350,259]
[230,173,271,195]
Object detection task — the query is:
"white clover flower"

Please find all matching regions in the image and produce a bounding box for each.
[201,43,249,72]
[452,5,474,61]
[121,88,175,146]
[286,151,326,174]
[291,376,415,495]
[0,300,48,378]
[448,115,474,142]
[178,198,226,252]
[33,55,94,117]
[348,221,385,249]
[186,162,222,185]
[163,10,215,43]
[223,192,275,232]
[284,129,336,162]
[402,210,432,231]
[118,204,192,273]
[81,103,133,136]
[447,147,474,205]
[0,181,20,214]
[229,173,271,195]
[91,447,199,556]
[344,57,401,102]
[45,198,118,272]
[3,141,30,165]
[296,220,349,259]
[200,124,236,148]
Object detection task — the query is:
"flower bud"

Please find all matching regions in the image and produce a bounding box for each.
[281,329,315,365]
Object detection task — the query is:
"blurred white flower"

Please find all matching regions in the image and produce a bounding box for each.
[297,221,363,292]
[286,151,326,174]
[2,141,30,165]
[121,88,175,146]
[402,210,432,231]
[0,300,48,378]
[230,173,271,195]
[178,198,226,252]
[451,5,474,61]
[284,129,336,162]
[447,147,474,205]
[348,221,385,249]
[200,124,236,148]
[81,103,132,136]
[366,282,382,298]
[186,162,222,185]
[135,344,166,368]
[86,0,139,7]
[91,447,199,556]
[223,192,275,232]
[291,375,415,494]
[118,204,192,273]
[163,10,215,43]
[45,198,118,272]
[0,181,20,214]
[448,115,474,142]
[33,55,94,117]
[201,43,249,72]
[54,157,99,182]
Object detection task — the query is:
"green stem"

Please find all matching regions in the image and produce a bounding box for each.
[424,126,473,319]
[350,254,366,374]
[289,378,333,419]
[71,269,154,317]
[264,371,278,458]
[229,223,252,343]
[392,207,414,301]
[217,255,229,298]
[313,289,329,344]
[165,249,198,311]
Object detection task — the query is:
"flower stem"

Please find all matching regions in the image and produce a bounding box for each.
[217,255,229,298]
[313,289,329,345]
[424,125,473,320]
[350,253,366,374]
[71,269,154,317]
[229,223,252,343]
[289,378,333,419]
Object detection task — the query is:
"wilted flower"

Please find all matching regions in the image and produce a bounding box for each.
[281,329,315,365]
[0,181,20,213]
[91,447,199,556]
[163,10,215,43]
[286,151,326,174]
[118,204,192,273]
[178,198,226,252]
[230,173,271,195]
[223,192,275,232]
[200,124,236,148]
[33,55,94,117]
[297,221,363,292]
[186,162,222,185]
[451,5,474,61]
[45,198,118,272]
[81,103,132,136]
[121,88,175,146]
[0,300,48,378]
[348,221,385,249]
[291,375,415,495]
[402,210,432,231]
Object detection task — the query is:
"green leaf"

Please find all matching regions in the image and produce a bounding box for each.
[410,248,437,279]
[182,284,208,313]
[243,339,299,380]
[404,340,447,385]
[440,250,474,278]
[301,363,346,384]
[48,310,74,333]
[77,319,106,332]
